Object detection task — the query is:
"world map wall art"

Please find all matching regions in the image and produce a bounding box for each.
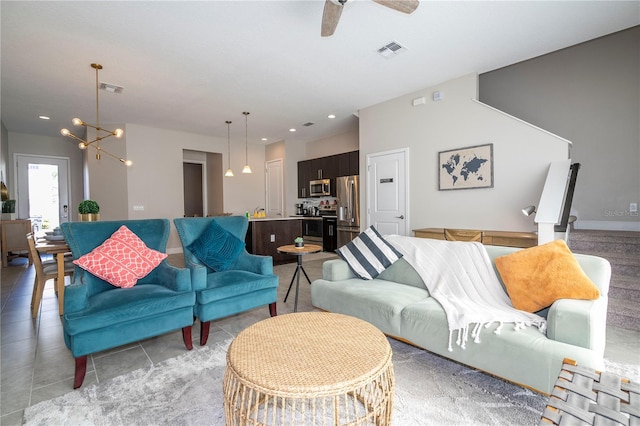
[439,143,493,190]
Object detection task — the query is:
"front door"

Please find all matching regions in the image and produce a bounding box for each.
[16,154,70,232]
[366,148,409,236]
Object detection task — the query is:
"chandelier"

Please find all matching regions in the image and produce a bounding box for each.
[61,63,132,166]
[225,120,234,177]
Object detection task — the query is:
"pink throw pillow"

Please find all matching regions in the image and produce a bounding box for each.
[73,225,168,288]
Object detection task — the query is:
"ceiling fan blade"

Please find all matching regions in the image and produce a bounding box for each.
[321,0,344,37]
[372,0,419,14]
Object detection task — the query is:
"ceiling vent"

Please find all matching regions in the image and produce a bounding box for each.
[303,122,315,127]
[376,41,406,59]
[99,82,124,94]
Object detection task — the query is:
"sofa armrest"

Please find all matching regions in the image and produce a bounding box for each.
[322,259,356,281]
[63,271,89,314]
[234,252,274,275]
[152,261,192,292]
[546,297,607,355]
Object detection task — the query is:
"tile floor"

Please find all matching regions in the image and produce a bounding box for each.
[2,253,639,425]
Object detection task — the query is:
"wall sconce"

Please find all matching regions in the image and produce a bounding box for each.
[521,205,537,216]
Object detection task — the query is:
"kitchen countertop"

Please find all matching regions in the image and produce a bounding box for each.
[290,215,338,219]
[248,216,302,222]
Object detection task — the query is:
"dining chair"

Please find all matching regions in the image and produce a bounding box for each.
[26,233,74,318]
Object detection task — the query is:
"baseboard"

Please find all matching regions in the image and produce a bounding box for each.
[574,220,640,232]
[166,247,183,255]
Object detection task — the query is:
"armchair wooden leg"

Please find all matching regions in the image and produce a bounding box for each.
[269,302,277,317]
[200,321,211,346]
[182,326,193,350]
[73,356,88,389]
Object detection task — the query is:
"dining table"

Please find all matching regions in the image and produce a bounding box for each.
[35,237,72,315]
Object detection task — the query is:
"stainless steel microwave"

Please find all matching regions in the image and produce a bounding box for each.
[309,179,331,197]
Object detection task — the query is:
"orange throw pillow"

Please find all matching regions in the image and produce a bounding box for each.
[494,239,600,312]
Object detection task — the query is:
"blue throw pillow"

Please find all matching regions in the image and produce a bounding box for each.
[336,226,403,280]
[187,220,244,271]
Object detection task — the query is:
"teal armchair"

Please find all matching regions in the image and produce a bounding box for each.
[61,219,195,388]
[174,216,278,345]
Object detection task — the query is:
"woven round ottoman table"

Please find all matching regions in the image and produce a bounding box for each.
[223,312,395,425]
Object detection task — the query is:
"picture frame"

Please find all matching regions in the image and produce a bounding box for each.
[438,143,493,190]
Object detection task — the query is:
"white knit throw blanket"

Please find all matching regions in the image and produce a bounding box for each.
[385,235,546,351]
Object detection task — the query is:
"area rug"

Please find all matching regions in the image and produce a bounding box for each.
[24,337,555,426]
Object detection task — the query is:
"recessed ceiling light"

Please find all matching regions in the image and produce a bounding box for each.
[261,137,268,141]
[328,114,336,119]
[39,115,50,120]
[289,128,296,132]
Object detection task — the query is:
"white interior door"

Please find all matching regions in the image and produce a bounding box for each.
[16,154,70,231]
[265,158,284,217]
[367,149,409,236]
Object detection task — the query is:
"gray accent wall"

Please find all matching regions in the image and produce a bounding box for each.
[480,26,639,231]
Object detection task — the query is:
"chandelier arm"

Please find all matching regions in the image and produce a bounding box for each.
[85,142,131,165]
[65,133,84,143]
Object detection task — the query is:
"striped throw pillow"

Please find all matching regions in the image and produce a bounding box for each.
[336,226,403,280]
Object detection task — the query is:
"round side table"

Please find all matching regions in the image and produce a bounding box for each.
[223,312,395,425]
[277,244,322,312]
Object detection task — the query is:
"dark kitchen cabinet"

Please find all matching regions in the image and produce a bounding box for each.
[297,150,359,198]
[337,153,350,178]
[246,219,302,264]
[349,150,359,175]
[310,157,337,181]
[323,217,337,252]
[297,160,311,198]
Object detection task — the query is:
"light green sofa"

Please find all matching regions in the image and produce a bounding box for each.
[310,244,611,395]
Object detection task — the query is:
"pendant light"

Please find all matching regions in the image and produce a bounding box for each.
[224,120,234,177]
[242,112,252,174]
[60,63,132,166]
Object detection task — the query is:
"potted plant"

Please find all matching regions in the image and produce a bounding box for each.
[1,199,16,220]
[294,237,304,248]
[78,199,100,221]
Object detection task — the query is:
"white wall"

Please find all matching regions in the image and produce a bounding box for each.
[87,123,266,252]
[359,73,570,233]
[480,26,640,231]
[84,123,129,222]
[305,129,359,159]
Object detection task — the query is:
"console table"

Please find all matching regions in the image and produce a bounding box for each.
[413,227,537,248]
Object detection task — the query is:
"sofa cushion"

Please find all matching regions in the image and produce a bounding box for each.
[64,284,195,335]
[73,225,167,288]
[187,219,244,271]
[494,239,600,312]
[336,226,402,280]
[311,278,428,336]
[200,270,279,303]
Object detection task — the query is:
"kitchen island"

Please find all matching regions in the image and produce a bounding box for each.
[245,217,302,264]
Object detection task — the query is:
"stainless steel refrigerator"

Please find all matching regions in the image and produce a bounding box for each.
[336,175,360,247]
